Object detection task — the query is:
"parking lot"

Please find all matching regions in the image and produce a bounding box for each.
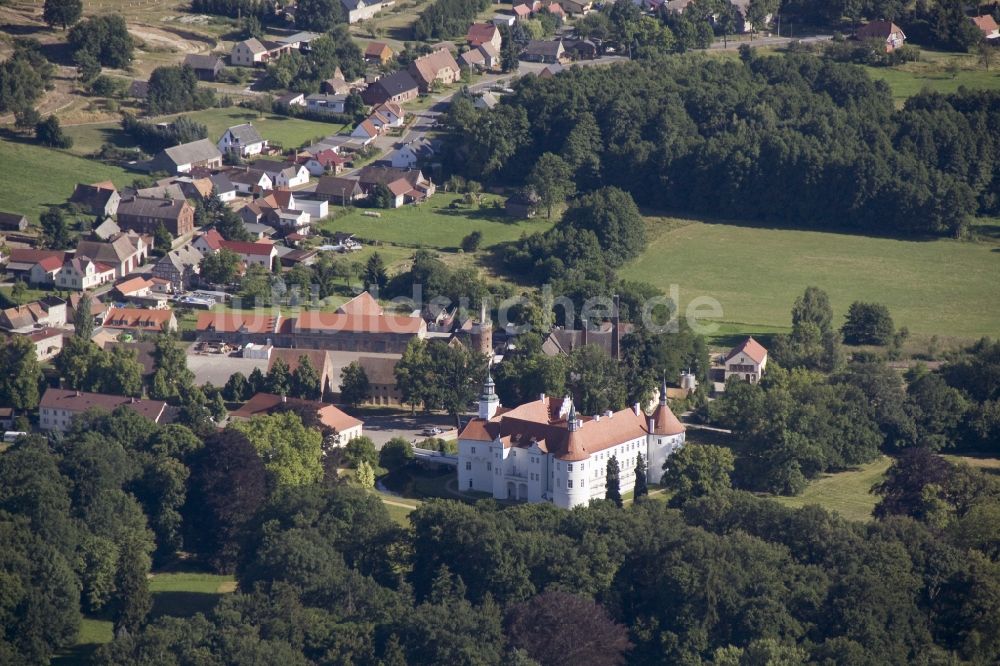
[359,412,459,448]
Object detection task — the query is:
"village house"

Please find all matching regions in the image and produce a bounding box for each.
[546,2,566,18]
[362,70,420,105]
[460,43,500,71]
[315,176,365,205]
[372,102,404,128]
[467,22,503,50]
[75,233,150,278]
[972,15,1000,40]
[183,54,224,81]
[229,391,365,445]
[357,165,435,207]
[195,311,283,344]
[229,169,273,195]
[512,3,532,20]
[38,388,167,433]
[321,74,353,95]
[408,49,462,92]
[5,249,66,285]
[209,173,238,201]
[340,0,389,23]
[22,327,63,361]
[274,189,327,225]
[0,296,67,333]
[239,193,281,226]
[102,307,177,334]
[305,93,348,116]
[492,14,516,27]
[856,20,907,51]
[505,190,540,219]
[252,160,310,188]
[723,336,768,384]
[351,118,381,141]
[230,38,296,67]
[151,245,203,291]
[116,197,195,238]
[218,240,278,269]
[54,256,116,291]
[69,182,120,218]
[558,0,591,14]
[364,41,395,65]
[522,39,568,63]
[388,137,436,169]
[458,378,685,508]
[113,276,157,300]
[148,139,223,175]
[302,149,348,176]
[91,219,121,241]
[217,122,268,158]
[274,92,307,108]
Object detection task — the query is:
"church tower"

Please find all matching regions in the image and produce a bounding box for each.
[478,370,500,420]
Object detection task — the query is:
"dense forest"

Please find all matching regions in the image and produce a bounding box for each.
[445,53,1000,237]
[5,404,999,665]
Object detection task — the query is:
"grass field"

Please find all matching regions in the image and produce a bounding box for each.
[0,139,133,223]
[621,217,1000,339]
[865,50,1000,102]
[64,107,346,156]
[769,456,892,522]
[52,570,235,665]
[320,193,554,251]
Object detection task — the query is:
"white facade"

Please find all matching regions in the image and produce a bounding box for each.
[291,197,328,221]
[217,125,267,157]
[56,259,116,290]
[458,381,686,509]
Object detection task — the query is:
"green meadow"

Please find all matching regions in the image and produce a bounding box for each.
[621,217,1000,339]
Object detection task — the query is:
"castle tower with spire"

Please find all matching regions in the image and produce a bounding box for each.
[478,369,500,420]
[471,302,493,358]
[646,377,686,484]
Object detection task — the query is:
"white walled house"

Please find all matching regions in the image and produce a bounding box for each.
[723,336,768,384]
[55,257,116,290]
[457,377,685,508]
[254,161,310,188]
[218,123,268,158]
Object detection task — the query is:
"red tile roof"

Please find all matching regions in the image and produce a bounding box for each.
[196,311,282,334]
[229,392,363,432]
[103,307,175,329]
[467,22,499,46]
[295,311,425,335]
[724,336,768,364]
[218,240,276,257]
[199,229,225,251]
[972,15,999,34]
[114,276,155,295]
[337,291,383,316]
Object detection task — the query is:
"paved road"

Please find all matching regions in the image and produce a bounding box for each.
[709,33,832,50]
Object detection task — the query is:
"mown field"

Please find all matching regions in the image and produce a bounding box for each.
[53,571,235,665]
[64,107,347,156]
[0,139,133,224]
[769,456,892,523]
[320,193,556,251]
[621,217,1000,339]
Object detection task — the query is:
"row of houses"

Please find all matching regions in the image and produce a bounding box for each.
[315,165,435,208]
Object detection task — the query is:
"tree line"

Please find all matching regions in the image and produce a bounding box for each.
[444,53,998,238]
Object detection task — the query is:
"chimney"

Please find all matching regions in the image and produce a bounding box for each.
[581,317,588,348]
[633,402,641,416]
[539,393,546,402]
[594,414,600,422]
[612,294,621,361]
[282,395,287,403]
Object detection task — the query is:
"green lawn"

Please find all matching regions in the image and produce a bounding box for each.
[64,107,347,156]
[865,50,1000,102]
[0,140,132,224]
[320,193,554,251]
[620,217,1000,339]
[53,570,235,665]
[769,456,892,523]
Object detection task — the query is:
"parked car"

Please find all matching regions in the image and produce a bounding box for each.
[419,427,443,436]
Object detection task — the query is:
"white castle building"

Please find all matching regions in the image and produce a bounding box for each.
[457,376,686,508]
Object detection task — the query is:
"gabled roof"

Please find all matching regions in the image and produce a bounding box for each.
[972,15,999,34]
[69,182,118,212]
[161,139,223,168]
[365,41,392,57]
[228,169,271,186]
[183,54,222,70]
[114,276,155,296]
[857,20,905,40]
[218,240,276,257]
[196,311,282,334]
[315,176,363,198]
[467,22,500,45]
[76,235,142,265]
[524,39,564,57]
[238,38,268,54]
[156,245,203,272]
[369,70,420,96]
[197,229,225,251]
[294,311,425,335]
[224,122,265,145]
[230,391,363,432]
[117,196,191,221]
[409,49,461,86]
[39,388,167,422]
[724,336,768,364]
[104,307,174,329]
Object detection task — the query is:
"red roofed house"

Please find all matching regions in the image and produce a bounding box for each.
[22,327,64,361]
[512,3,532,20]
[856,20,906,51]
[302,149,348,176]
[723,336,768,384]
[102,307,178,333]
[351,118,381,140]
[55,256,117,291]
[229,392,364,445]
[39,388,167,432]
[364,41,394,64]
[217,240,278,269]
[972,15,1000,40]
[467,22,502,50]
[196,311,283,344]
[457,376,685,508]
[193,229,225,254]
